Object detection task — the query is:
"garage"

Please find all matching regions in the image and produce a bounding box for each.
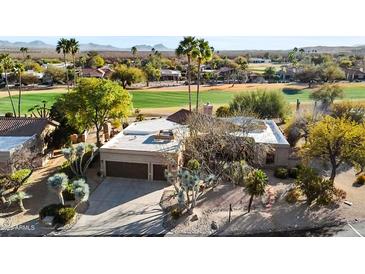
[105,161,149,179]
[153,164,168,181]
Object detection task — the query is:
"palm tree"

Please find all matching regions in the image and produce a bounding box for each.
[131,46,137,57]
[8,191,32,212]
[191,39,213,111]
[13,62,25,116]
[20,47,28,60]
[47,173,68,205]
[176,36,197,111]
[56,38,71,91]
[68,38,79,86]
[244,169,268,213]
[0,54,16,117]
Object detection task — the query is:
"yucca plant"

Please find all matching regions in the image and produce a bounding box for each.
[7,191,32,212]
[47,173,69,205]
[72,178,90,206]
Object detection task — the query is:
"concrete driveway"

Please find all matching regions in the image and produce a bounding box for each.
[59,178,167,236]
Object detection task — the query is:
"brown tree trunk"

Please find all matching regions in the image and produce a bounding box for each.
[196,60,201,112]
[18,73,22,117]
[247,194,254,213]
[95,125,102,148]
[64,53,69,91]
[5,72,17,117]
[187,55,192,112]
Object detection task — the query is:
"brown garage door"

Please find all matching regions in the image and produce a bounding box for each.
[106,161,148,179]
[153,164,167,181]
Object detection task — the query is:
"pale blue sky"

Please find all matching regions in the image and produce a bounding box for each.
[1,36,365,50]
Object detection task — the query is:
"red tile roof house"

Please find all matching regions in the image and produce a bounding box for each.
[0,117,58,174]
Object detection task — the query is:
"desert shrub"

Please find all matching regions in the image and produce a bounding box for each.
[216,105,231,117]
[333,188,347,201]
[288,167,299,179]
[54,207,76,225]
[10,169,32,183]
[171,208,182,220]
[5,112,13,117]
[135,113,145,122]
[229,90,290,121]
[355,174,365,185]
[274,167,289,179]
[187,159,200,171]
[39,204,64,219]
[285,188,301,204]
[331,101,365,124]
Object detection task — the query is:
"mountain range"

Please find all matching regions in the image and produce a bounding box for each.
[0,40,172,52]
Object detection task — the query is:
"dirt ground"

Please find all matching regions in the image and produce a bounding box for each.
[168,168,364,236]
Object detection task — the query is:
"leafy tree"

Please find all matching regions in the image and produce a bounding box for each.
[88,54,105,68]
[0,54,16,116]
[310,84,344,112]
[68,38,79,85]
[176,36,198,111]
[192,39,213,111]
[47,173,69,205]
[20,47,28,60]
[111,64,145,89]
[43,65,66,84]
[229,90,290,121]
[263,66,276,82]
[339,57,353,70]
[56,38,71,91]
[62,78,132,146]
[303,116,365,181]
[131,46,137,57]
[295,64,319,87]
[234,56,249,71]
[143,62,161,86]
[331,101,365,124]
[320,63,345,82]
[244,169,268,213]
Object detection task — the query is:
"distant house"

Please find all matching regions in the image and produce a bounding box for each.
[277,65,298,81]
[343,67,365,81]
[249,58,271,64]
[80,66,114,79]
[0,117,58,173]
[160,69,181,81]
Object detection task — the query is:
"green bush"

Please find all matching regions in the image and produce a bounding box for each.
[39,204,64,219]
[288,167,299,179]
[215,105,231,117]
[285,188,301,204]
[59,161,73,177]
[187,159,200,171]
[274,167,289,179]
[54,207,76,225]
[62,182,75,201]
[170,208,181,220]
[355,174,365,185]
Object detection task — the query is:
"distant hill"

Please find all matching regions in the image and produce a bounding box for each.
[301,45,365,54]
[129,43,171,51]
[0,40,54,49]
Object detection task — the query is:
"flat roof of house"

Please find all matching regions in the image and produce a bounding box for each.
[223,117,289,146]
[0,136,34,152]
[123,118,183,135]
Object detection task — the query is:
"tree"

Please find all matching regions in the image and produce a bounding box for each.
[62,78,132,147]
[303,116,365,181]
[229,90,290,121]
[331,101,365,124]
[43,65,67,84]
[61,143,97,178]
[143,62,161,86]
[111,64,145,89]
[87,54,105,68]
[47,173,69,205]
[263,66,276,82]
[0,54,16,117]
[310,84,344,112]
[288,48,298,66]
[7,191,32,212]
[191,39,213,111]
[56,38,70,91]
[295,64,319,87]
[20,47,28,60]
[244,169,268,213]
[68,38,79,85]
[176,36,198,111]
[320,63,345,82]
[131,46,137,58]
[72,178,90,206]
[13,62,25,116]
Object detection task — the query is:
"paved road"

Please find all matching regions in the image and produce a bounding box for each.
[58,178,167,236]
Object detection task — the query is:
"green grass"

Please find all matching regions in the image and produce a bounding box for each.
[2,86,365,115]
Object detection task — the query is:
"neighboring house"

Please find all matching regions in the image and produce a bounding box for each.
[160,69,181,81]
[249,58,271,64]
[0,117,58,174]
[277,65,298,81]
[343,67,365,81]
[80,67,114,79]
[100,109,290,181]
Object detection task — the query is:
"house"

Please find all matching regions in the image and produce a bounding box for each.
[80,68,107,78]
[99,109,291,181]
[0,117,58,173]
[343,67,365,81]
[249,58,271,64]
[160,69,181,81]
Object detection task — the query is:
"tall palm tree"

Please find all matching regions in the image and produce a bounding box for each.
[68,38,80,86]
[13,62,25,116]
[20,47,28,60]
[56,38,71,91]
[0,54,16,116]
[176,36,197,111]
[191,39,213,111]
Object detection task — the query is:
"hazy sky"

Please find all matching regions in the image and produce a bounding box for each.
[1,36,365,50]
